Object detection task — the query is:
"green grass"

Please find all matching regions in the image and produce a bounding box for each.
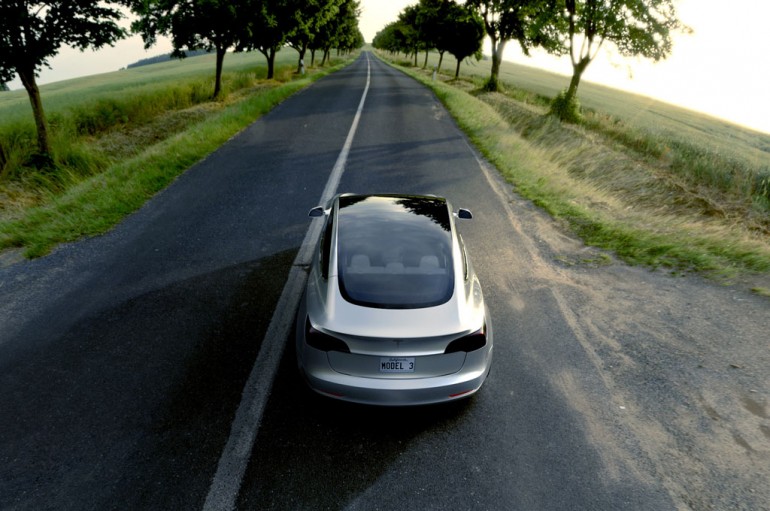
[381,52,770,278]
[0,51,291,120]
[414,51,770,166]
[4,47,770,282]
[0,50,354,257]
[0,51,302,181]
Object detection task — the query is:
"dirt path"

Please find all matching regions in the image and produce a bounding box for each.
[507,186,770,510]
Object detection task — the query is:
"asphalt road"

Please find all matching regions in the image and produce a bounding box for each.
[0,53,674,510]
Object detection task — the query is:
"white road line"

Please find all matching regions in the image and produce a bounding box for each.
[202,54,371,511]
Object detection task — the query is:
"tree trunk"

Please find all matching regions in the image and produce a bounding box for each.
[296,44,307,73]
[267,48,276,79]
[413,51,418,67]
[260,47,277,79]
[18,66,52,161]
[213,45,226,98]
[488,39,506,91]
[310,49,316,67]
[437,51,444,73]
[566,56,590,103]
[455,58,462,79]
[423,50,429,69]
[0,139,7,170]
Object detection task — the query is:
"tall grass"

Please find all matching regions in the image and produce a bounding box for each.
[0,49,320,194]
[580,111,770,216]
[0,50,302,183]
[0,50,355,256]
[382,53,770,277]
[409,50,770,225]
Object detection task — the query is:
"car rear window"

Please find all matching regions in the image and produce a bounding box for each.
[336,195,455,309]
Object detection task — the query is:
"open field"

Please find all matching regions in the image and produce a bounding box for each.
[379,51,770,290]
[0,50,299,123]
[2,48,769,290]
[0,49,355,258]
[425,52,770,166]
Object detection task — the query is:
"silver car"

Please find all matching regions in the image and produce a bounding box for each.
[295,193,493,406]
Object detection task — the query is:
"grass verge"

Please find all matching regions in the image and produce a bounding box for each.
[0,60,351,258]
[381,56,770,279]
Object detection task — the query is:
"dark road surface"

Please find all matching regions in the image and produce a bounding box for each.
[0,54,673,510]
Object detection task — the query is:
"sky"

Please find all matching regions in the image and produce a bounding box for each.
[6,0,770,135]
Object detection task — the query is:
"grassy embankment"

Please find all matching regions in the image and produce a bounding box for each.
[0,50,354,258]
[379,51,770,290]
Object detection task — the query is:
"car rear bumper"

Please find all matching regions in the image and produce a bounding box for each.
[299,346,493,406]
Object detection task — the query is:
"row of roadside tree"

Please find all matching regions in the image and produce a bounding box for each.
[0,0,364,163]
[373,0,688,122]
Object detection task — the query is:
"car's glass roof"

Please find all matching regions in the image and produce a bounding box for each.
[336,195,455,309]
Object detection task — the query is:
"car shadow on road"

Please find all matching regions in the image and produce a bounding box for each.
[237,324,476,510]
[0,249,297,511]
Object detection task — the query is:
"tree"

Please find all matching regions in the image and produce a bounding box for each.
[130,0,244,98]
[372,22,403,55]
[310,0,361,66]
[413,0,447,69]
[373,20,419,60]
[1,82,9,92]
[0,1,126,161]
[283,0,342,73]
[343,29,365,54]
[397,5,423,66]
[549,0,689,121]
[439,4,485,78]
[238,0,286,80]
[467,0,559,91]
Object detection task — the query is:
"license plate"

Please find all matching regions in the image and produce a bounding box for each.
[380,357,415,373]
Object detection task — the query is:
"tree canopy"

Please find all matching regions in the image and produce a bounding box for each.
[440,3,485,78]
[0,0,126,160]
[129,0,245,98]
[375,0,687,120]
[373,0,483,77]
[310,0,362,66]
[1,0,362,168]
[283,0,343,73]
[236,0,286,80]
[466,0,559,91]
[547,0,689,121]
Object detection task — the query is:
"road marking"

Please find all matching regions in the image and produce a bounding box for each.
[202,54,371,511]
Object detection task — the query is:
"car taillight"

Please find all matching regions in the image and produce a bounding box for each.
[305,319,350,353]
[444,324,487,354]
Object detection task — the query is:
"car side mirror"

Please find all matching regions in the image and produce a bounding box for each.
[308,206,325,218]
[456,208,473,220]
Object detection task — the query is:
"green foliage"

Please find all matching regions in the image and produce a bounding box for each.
[0,1,126,83]
[755,171,770,203]
[310,0,362,64]
[129,0,248,98]
[439,2,485,78]
[0,1,127,157]
[375,0,485,79]
[0,56,353,257]
[466,0,560,53]
[549,89,582,123]
[482,75,500,92]
[283,0,345,68]
[0,52,297,189]
[383,55,770,277]
[465,0,561,91]
[544,0,689,115]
